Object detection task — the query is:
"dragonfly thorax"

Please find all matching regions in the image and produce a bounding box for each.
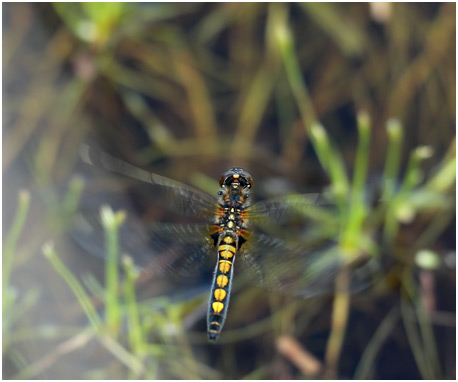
[216,203,247,234]
[215,170,251,245]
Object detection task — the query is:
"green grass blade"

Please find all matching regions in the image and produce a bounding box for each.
[100,205,126,335]
[342,112,371,253]
[122,256,144,355]
[310,123,349,210]
[12,328,94,380]
[415,271,442,378]
[99,335,145,377]
[384,145,434,241]
[400,294,432,379]
[3,190,30,309]
[61,176,85,216]
[324,269,350,379]
[272,3,316,128]
[352,112,371,195]
[382,118,403,201]
[299,3,365,56]
[43,242,102,334]
[425,155,456,193]
[354,307,399,379]
[401,146,434,191]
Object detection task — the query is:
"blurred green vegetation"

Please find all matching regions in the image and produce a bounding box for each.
[3,3,455,379]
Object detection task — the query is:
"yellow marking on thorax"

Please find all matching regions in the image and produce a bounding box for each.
[219,260,232,273]
[216,275,229,287]
[214,288,227,301]
[212,301,224,313]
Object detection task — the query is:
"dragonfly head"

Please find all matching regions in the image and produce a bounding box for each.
[219,167,253,190]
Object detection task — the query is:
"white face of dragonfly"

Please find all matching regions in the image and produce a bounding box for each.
[218,167,253,206]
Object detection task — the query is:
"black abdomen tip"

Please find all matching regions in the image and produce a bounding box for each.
[208,331,219,342]
[208,322,221,342]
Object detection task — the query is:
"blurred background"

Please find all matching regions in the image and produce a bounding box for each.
[3,3,455,379]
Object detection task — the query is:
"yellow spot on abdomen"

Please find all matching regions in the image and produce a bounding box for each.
[219,244,235,253]
[214,288,227,301]
[220,250,234,259]
[223,236,234,244]
[212,301,224,313]
[219,260,232,273]
[216,275,229,287]
[227,221,235,229]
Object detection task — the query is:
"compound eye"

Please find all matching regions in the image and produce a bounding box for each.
[219,175,225,187]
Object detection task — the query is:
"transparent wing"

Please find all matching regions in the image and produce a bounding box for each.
[246,193,340,250]
[249,193,330,222]
[239,233,379,297]
[79,144,219,219]
[76,144,379,296]
[72,210,215,279]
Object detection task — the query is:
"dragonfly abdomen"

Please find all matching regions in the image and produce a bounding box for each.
[207,235,237,342]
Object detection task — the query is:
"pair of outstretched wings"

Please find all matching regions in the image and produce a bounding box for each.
[73,144,378,297]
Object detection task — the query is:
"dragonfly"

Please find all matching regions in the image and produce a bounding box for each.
[75,144,378,342]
